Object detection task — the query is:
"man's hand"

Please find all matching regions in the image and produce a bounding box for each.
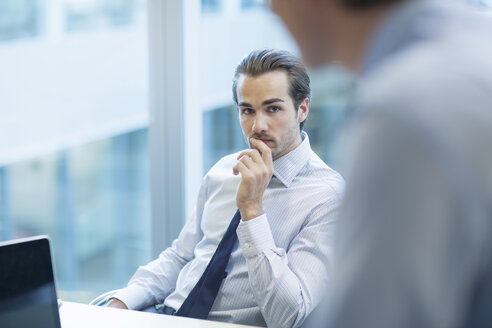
[233,138,274,221]
[105,298,128,309]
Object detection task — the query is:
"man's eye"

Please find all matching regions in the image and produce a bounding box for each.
[242,108,253,115]
[268,106,280,113]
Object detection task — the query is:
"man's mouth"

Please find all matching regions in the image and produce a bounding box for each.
[258,138,272,143]
[251,135,272,142]
[251,137,274,146]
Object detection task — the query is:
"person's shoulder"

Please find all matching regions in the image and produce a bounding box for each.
[216,151,242,166]
[203,150,244,176]
[305,152,345,202]
[356,50,490,150]
[360,24,492,119]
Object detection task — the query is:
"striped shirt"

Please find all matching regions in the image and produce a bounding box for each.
[114,132,344,328]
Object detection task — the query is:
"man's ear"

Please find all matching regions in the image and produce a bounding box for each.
[297,97,309,124]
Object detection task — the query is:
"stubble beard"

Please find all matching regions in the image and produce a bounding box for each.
[272,124,300,160]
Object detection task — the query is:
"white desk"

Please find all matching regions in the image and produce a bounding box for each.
[59,302,262,328]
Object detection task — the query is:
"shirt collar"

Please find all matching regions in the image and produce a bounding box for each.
[272,131,311,188]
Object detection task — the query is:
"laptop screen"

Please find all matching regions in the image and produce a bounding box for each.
[0,236,61,328]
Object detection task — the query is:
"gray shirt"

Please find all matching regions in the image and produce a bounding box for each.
[314,1,492,327]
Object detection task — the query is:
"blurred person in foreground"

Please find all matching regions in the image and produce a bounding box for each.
[105,49,344,328]
[270,0,492,327]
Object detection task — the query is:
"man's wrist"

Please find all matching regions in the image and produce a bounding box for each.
[239,205,264,221]
[237,214,275,257]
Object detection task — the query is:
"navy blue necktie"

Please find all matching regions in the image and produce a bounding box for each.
[175,210,242,319]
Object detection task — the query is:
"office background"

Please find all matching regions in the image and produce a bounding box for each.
[1,0,487,303]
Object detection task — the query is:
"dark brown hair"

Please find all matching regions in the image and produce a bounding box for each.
[232,49,311,130]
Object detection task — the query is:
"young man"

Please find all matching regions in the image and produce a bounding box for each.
[107,49,344,328]
[270,0,492,327]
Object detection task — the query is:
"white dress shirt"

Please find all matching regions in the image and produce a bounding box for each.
[114,132,344,328]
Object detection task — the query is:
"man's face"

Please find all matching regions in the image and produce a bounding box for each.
[236,70,308,160]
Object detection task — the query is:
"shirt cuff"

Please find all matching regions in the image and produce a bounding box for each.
[237,214,276,258]
[111,284,151,310]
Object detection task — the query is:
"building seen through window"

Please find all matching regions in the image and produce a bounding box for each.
[0,0,149,302]
[64,0,146,32]
[201,0,222,13]
[0,0,43,42]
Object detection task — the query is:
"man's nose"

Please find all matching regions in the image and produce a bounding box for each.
[252,113,268,134]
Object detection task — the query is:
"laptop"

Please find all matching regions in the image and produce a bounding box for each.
[0,235,61,328]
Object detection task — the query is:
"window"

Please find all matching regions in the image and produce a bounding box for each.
[64,0,146,32]
[241,0,266,10]
[2,130,150,301]
[201,0,222,13]
[202,105,243,173]
[0,0,43,42]
[0,0,149,303]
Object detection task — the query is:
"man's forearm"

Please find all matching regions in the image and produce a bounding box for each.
[237,214,331,328]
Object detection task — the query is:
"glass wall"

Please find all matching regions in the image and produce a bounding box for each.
[0,0,150,303]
